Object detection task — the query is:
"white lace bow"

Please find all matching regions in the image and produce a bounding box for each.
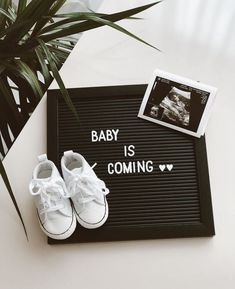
[29,177,69,215]
[67,173,109,206]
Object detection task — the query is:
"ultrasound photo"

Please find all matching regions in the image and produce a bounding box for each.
[138,70,217,137]
[150,87,191,127]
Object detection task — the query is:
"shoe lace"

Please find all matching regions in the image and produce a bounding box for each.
[67,172,109,206]
[30,177,69,215]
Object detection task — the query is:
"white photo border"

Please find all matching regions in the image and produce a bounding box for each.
[138,69,217,138]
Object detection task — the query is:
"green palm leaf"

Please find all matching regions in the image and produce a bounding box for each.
[25,1,161,50]
[38,39,79,121]
[32,0,67,36]
[0,77,23,124]
[0,7,15,23]
[3,0,56,44]
[49,40,75,50]
[40,13,159,50]
[85,14,159,50]
[0,59,43,99]
[0,0,11,30]
[39,12,105,34]
[13,60,43,99]
[43,2,161,42]
[35,47,52,86]
[17,0,27,15]
[0,19,31,39]
[49,0,67,15]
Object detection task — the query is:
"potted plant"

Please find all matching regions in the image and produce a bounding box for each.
[0,0,161,237]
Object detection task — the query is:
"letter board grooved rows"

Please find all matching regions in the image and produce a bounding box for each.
[47,85,215,244]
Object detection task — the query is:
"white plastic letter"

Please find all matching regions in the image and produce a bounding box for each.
[112,129,119,141]
[91,130,98,142]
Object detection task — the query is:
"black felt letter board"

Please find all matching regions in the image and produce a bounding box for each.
[47,85,215,244]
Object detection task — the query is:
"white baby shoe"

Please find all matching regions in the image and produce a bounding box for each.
[61,150,109,229]
[29,154,76,240]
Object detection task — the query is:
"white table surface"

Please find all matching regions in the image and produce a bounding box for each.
[1,1,235,288]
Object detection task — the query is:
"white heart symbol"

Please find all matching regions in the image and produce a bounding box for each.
[159,165,166,172]
[167,164,173,171]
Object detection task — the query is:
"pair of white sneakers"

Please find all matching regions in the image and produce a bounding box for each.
[29,150,109,240]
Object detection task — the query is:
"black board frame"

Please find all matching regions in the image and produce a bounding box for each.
[47,84,215,244]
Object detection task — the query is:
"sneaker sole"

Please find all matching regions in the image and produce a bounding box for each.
[37,211,77,240]
[75,199,109,229]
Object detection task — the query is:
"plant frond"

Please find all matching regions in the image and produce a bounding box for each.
[3,0,56,45]
[0,59,43,99]
[0,0,12,30]
[17,0,27,15]
[35,1,161,51]
[35,47,52,86]
[38,38,79,122]
[0,7,15,23]
[0,76,23,124]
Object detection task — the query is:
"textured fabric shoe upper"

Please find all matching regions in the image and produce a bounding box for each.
[29,154,74,236]
[61,150,109,225]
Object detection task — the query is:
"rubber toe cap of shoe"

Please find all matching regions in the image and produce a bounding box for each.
[79,203,106,225]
